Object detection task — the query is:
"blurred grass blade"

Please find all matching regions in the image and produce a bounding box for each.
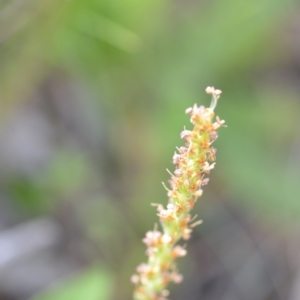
[74,10,142,52]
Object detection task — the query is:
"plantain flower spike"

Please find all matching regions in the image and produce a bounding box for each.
[132,87,225,300]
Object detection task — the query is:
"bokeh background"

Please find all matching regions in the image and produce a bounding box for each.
[1,0,300,299]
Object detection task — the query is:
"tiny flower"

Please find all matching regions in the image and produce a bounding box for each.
[178,146,187,154]
[180,129,192,140]
[142,230,162,247]
[171,245,187,258]
[158,206,176,222]
[167,203,175,210]
[194,189,203,197]
[205,86,215,94]
[185,107,193,115]
[196,179,202,187]
[202,178,210,186]
[170,272,183,283]
[208,148,217,161]
[162,234,172,244]
[216,116,225,124]
[131,274,139,284]
[215,89,222,96]
[174,169,183,177]
[167,189,178,198]
[202,162,215,173]
[136,263,149,273]
[209,130,218,142]
[213,116,226,129]
[184,179,189,186]
[172,152,181,165]
[161,290,170,297]
[182,228,192,240]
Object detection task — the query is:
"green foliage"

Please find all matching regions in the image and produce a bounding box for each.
[31,266,113,300]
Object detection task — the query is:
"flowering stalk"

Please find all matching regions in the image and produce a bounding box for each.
[132,87,225,300]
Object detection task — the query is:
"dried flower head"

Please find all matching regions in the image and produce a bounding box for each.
[132,87,225,300]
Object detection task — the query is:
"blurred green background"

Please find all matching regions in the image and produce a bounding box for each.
[0,0,300,300]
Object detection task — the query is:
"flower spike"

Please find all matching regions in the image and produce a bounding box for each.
[132,87,225,300]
